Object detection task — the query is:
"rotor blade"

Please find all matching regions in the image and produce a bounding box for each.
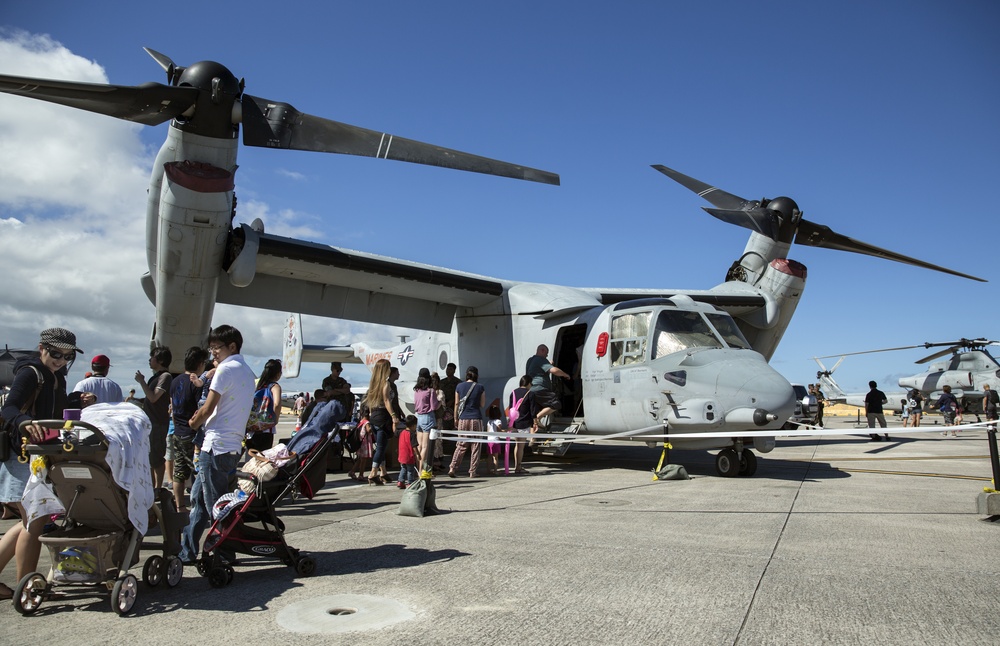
[143,47,176,74]
[703,207,779,239]
[241,95,559,185]
[794,219,986,282]
[651,165,750,210]
[0,74,199,126]
[915,347,959,364]
[815,345,931,359]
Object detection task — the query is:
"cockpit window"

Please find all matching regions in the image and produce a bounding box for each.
[705,313,752,349]
[651,310,723,359]
[609,311,650,367]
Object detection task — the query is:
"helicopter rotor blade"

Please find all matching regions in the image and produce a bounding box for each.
[794,219,986,282]
[915,347,960,364]
[0,73,198,126]
[142,47,185,85]
[814,345,931,359]
[653,165,985,283]
[242,95,560,185]
[651,165,750,210]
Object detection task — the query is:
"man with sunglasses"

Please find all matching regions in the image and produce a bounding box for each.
[180,324,255,566]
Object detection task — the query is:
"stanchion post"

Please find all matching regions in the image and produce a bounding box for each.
[987,425,1000,491]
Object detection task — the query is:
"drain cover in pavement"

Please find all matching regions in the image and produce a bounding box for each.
[277,594,415,634]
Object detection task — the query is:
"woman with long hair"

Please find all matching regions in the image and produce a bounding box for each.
[412,368,439,473]
[364,359,396,484]
[246,358,282,453]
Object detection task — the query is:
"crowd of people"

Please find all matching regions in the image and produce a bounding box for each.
[0,324,272,596]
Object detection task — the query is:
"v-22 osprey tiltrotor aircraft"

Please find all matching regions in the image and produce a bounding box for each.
[0,49,984,476]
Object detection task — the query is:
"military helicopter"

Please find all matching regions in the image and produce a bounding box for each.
[812,357,907,413]
[819,338,1000,408]
[0,50,984,477]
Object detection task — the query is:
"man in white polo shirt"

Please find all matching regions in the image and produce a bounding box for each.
[180,324,256,564]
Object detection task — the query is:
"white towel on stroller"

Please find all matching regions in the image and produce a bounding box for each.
[81,403,155,534]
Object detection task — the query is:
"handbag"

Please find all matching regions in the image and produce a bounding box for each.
[239,450,280,493]
[1,365,44,462]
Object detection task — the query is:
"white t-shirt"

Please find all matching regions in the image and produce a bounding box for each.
[202,353,256,454]
[73,375,124,404]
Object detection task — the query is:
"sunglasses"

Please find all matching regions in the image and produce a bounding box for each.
[46,347,76,362]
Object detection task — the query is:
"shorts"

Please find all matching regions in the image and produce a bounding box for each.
[486,441,502,455]
[942,410,956,425]
[164,433,175,462]
[149,423,168,469]
[171,435,196,482]
[530,389,562,415]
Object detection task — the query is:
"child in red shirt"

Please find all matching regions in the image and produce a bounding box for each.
[396,415,419,488]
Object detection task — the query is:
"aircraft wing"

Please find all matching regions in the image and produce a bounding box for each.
[587,287,769,317]
[216,232,507,332]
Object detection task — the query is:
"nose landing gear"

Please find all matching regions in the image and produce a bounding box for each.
[715,445,757,477]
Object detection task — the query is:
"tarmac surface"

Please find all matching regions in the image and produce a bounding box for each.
[2,416,999,645]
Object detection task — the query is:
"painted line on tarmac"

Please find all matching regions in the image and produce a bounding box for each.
[833,467,991,481]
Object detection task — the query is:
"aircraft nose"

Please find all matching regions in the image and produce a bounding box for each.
[731,361,797,424]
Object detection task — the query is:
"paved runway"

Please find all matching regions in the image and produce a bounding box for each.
[2,417,998,645]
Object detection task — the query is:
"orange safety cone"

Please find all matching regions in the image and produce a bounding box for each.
[293,418,301,435]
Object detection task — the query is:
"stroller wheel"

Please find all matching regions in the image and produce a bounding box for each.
[208,567,230,588]
[13,572,47,615]
[111,574,138,616]
[143,555,164,587]
[164,556,184,588]
[195,559,208,577]
[295,556,317,577]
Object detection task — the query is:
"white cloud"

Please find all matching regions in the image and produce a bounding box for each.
[0,31,402,392]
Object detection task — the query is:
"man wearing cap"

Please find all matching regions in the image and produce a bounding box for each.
[73,354,124,404]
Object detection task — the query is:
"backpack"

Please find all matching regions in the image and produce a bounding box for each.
[508,390,527,427]
[988,389,1000,407]
[344,423,362,454]
[245,384,277,434]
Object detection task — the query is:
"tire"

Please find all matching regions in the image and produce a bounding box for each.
[13,572,47,615]
[295,556,317,577]
[142,555,164,587]
[738,448,758,477]
[715,448,740,477]
[111,574,138,615]
[208,567,229,588]
[164,556,184,588]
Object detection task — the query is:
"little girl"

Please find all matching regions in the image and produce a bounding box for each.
[350,404,373,482]
[485,404,504,475]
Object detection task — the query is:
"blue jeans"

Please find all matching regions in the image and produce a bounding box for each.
[371,425,390,468]
[397,464,418,485]
[180,449,239,562]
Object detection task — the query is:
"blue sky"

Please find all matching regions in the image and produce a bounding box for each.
[1,1,997,395]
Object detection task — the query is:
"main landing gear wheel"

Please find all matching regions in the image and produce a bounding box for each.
[143,554,164,586]
[111,574,138,616]
[739,449,758,477]
[13,572,47,615]
[715,448,741,477]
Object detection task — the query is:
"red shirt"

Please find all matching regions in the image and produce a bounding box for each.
[398,428,416,465]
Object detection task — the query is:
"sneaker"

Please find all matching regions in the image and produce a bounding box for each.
[396,481,405,489]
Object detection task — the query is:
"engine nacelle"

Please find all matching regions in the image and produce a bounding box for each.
[153,160,235,368]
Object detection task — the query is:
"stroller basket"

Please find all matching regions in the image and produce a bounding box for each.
[40,526,130,584]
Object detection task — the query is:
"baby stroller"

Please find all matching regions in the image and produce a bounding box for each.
[193,401,344,587]
[12,406,183,616]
